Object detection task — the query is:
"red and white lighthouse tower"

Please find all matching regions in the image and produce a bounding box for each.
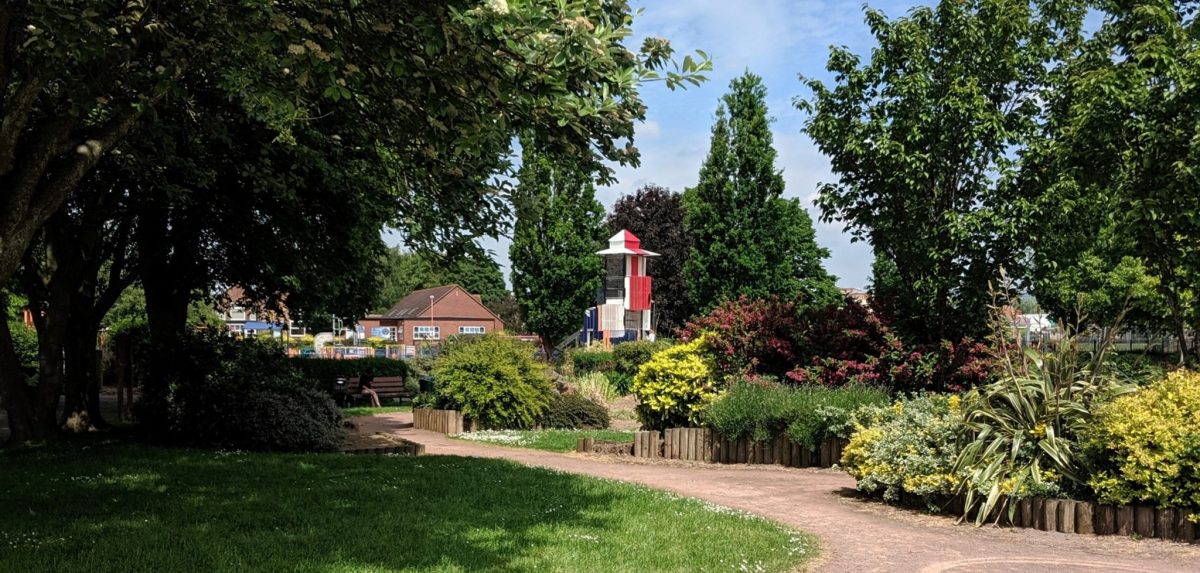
[589,229,658,343]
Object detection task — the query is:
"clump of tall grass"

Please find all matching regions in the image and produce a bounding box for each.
[573,371,618,404]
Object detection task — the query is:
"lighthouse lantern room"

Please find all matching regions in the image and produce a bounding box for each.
[584,230,658,344]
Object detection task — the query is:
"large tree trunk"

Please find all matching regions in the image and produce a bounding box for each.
[0,315,35,446]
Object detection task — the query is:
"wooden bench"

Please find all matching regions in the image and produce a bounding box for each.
[347,376,415,405]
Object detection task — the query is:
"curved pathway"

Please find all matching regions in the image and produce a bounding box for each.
[351,413,1200,572]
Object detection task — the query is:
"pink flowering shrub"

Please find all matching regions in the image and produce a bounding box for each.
[681,295,992,391]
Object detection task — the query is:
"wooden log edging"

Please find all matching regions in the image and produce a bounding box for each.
[576,437,635,456]
[888,492,1198,543]
[412,409,465,434]
[630,428,847,469]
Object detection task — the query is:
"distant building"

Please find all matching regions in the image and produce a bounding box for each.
[220,286,305,338]
[840,287,870,306]
[358,284,504,346]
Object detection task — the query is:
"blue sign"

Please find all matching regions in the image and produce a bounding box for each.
[370,327,392,338]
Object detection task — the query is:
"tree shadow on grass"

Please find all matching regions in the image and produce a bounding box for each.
[0,444,633,572]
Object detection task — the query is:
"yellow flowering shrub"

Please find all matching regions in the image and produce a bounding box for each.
[1085,369,1200,514]
[632,337,718,430]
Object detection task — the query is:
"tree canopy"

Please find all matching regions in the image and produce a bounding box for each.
[510,150,605,352]
[799,0,1085,344]
[686,72,837,312]
[374,248,507,313]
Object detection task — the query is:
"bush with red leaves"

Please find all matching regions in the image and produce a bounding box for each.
[680,295,992,391]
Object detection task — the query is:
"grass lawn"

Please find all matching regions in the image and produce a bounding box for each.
[454,429,637,453]
[0,444,815,573]
[340,405,412,418]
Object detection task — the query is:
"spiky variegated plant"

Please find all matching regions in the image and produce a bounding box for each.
[955,289,1136,525]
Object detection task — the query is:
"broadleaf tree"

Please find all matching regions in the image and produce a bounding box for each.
[799,0,1086,344]
[685,72,838,312]
[510,150,605,354]
[1024,0,1200,361]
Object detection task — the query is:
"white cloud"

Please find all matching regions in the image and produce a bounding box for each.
[637,120,663,140]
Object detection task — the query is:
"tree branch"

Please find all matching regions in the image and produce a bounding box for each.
[0,76,46,176]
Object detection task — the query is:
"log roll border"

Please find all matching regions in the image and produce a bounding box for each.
[628,428,847,469]
[412,409,465,434]
[890,492,1198,543]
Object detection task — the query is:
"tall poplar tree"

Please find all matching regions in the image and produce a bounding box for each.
[510,150,605,353]
[685,72,837,311]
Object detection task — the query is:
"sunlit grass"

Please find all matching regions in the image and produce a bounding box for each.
[0,444,816,572]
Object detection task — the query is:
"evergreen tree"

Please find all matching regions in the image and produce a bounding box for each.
[607,185,694,333]
[510,150,604,353]
[685,72,836,311]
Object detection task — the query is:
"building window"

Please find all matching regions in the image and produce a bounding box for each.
[228,308,247,321]
[413,325,440,340]
[459,326,485,335]
[228,324,244,336]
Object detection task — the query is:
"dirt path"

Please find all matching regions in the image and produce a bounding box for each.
[351,413,1200,573]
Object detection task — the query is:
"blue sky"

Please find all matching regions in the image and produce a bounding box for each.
[390,1,922,289]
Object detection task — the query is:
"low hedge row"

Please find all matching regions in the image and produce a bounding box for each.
[289,357,412,389]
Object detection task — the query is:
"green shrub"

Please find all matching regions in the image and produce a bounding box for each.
[613,339,673,379]
[135,331,344,452]
[841,395,965,506]
[541,393,611,429]
[954,340,1134,523]
[703,381,891,448]
[411,392,439,410]
[570,349,615,374]
[632,337,717,431]
[290,357,411,391]
[573,371,618,404]
[8,320,37,385]
[433,334,553,429]
[1085,370,1200,514]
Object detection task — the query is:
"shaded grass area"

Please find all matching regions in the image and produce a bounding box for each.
[455,429,637,453]
[0,444,815,573]
[340,405,412,418]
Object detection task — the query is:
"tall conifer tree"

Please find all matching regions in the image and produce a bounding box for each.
[685,72,836,311]
[510,150,604,353]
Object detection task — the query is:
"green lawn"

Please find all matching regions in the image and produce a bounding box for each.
[340,405,412,418]
[0,444,815,573]
[454,429,638,453]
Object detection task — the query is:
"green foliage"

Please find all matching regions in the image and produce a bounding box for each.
[954,337,1135,524]
[289,357,412,391]
[800,0,1086,344]
[1085,370,1200,513]
[1024,1,1200,357]
[606,185,694,333]
[702,381,891,448]
[540,393,611,430]
[134,331,344,452]
[613,339,673,379]
[841,395,966,506]
[569,349,615,374]
[7,320,37,385]
[373,247,507,313]
[686,72,837,311]
[510,151,605,350]
[632,337,718,430]
[433,334,553,429]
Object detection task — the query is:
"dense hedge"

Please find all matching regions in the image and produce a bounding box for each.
[541,393,611,430]
[570,349,614,374]
[610,339,672,394]
[289,357,412,391]
[702,381,890,448]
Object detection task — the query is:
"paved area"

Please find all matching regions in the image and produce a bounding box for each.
[352,412,1200,573]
